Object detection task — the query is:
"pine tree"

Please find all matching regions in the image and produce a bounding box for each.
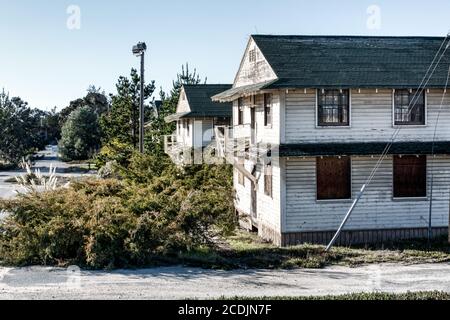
[0,90,46,164]
[100,69,155,149]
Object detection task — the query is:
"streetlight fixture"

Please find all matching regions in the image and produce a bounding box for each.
[132,42,147,153]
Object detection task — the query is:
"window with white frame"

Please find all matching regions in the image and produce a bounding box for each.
[317,89,350,126]
[394,89,426,125]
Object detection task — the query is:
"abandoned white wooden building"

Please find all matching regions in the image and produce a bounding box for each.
[164,84,232,165]
[213,35,450,246]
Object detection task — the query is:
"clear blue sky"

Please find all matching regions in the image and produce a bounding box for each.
[1,0,449,110]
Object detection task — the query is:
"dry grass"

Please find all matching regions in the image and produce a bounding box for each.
[178,230,450,270]
[224,291,450,300]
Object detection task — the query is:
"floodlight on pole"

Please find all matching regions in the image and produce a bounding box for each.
[132,42,147,153]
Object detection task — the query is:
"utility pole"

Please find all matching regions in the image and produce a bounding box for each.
[132,42,147,153]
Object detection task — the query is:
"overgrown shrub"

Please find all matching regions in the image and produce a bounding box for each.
[0,155,235,268]
[94,138,135,168]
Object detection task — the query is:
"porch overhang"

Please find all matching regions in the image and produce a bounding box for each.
[164,112,192,123]
[279,142,450,157]
[212,80,278,102]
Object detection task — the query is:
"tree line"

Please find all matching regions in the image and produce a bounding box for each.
[0,63,204,166]
[0,90,59,166]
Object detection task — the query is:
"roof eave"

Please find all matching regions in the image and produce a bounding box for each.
[212,79,279,102]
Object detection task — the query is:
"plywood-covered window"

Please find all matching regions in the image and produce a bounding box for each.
[238,98,244,125]
[393,155,427,198]
[394,89,425,125]
[317,89,350,126]
[264,160,273,197]
[316,156,351,200]
[264,93,273,127]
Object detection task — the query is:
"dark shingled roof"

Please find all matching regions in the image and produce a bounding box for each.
[279,142,450,157]
[252,35,450,89]
[166,84,232,122]
[213,35,450,101]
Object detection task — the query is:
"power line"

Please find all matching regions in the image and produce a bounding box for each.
[325,35,450,251]
[427,64,450,243]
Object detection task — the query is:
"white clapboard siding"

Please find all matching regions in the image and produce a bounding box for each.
[234,157,282,233]
[285,89,450,143]
[232,95,280,145]
[284,155,450,233]
[253,94,280,145]
[193,120,203,148]
[256,156,282,232]
[177,119,193,147]
[234,168,251,214]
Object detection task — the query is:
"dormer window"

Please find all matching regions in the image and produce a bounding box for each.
[394,89,425,125]
[317,89,350,126]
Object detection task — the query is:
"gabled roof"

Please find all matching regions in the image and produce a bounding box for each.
[214,35,450,101]
[165,84,232,122]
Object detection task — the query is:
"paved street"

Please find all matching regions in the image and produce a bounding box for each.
[0,263,449,300]
[0,146,95,199]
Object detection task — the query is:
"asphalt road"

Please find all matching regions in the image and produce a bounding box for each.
[0,146,95,199]
[0,263,450,300]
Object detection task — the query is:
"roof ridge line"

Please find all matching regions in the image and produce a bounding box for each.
[251,34,446,39]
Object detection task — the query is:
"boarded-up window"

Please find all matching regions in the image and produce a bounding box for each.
[317,89,350,126]
[238,98,244,125]
[264,161,273,197]
[393,155,427,198]
[264,93,273,127]
[394,90,425,125]
[316,157,351,200]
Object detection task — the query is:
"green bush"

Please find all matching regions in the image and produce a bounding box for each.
[94,138,135,168]
[0,156,235,268]
[59,106,101,162]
